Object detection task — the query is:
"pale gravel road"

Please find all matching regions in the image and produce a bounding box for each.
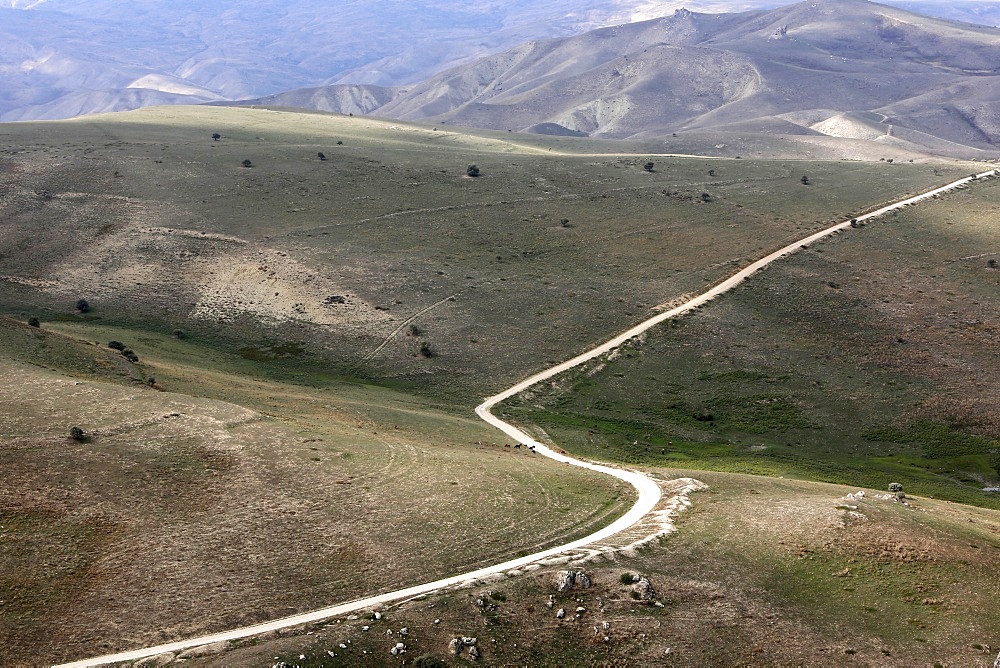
[55,168,996,668]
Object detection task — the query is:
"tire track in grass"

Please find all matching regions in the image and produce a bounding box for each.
[56,168,997,668]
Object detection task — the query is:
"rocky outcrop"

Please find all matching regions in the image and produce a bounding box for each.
[633,577,656,601]
[555,569,592,592]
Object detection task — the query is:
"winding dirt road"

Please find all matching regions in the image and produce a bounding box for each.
[56,168,997,668]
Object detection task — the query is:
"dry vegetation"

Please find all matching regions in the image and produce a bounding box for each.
[172,472,1000,667]
[0,326,628,665]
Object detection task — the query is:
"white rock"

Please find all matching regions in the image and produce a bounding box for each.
[463,636,478,646]
[362,625,370,631]
[434,618,441,624]
[339,643,347,649]
[133,653,176,667]
[555,570,576,592]
[177,641,229,659]
[374,612,383,620]
[556,608,566,619]
[576,606,586,613]
[400,627,409,637]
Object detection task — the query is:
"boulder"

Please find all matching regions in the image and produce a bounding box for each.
[633,577,656,601]
[556,608,566,619]
[462,636,478,646]
[468,646,480,660]
[555,570,576,592]
[576,572,592,589]
[449,638,464,655]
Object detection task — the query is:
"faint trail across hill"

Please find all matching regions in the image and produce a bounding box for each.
[55,167,998,668]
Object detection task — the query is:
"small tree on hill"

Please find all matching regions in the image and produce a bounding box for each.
[242,159,253,168]
[800,175,810,185]
[75,299,90,313]
[317,152,327,161]
[28,317,40,328]
[70,426,86,441]
[643,162,655,173]
[466,164,480,177]
[211,133,221,141]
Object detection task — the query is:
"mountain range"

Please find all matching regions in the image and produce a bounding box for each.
[2,0,1000,127]
[236,0,1000,158]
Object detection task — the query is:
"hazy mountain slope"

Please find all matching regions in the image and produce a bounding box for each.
[2,0,998,123]
[0,0,782,122]
[247,0,1000,156]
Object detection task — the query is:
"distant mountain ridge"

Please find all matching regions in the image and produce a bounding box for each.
[236,0,1000,157]
[1,0,999,123]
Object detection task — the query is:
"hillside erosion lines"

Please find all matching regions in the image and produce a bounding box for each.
[54,168,997,668]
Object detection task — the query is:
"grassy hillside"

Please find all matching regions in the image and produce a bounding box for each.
[0,106,973,405]
[505,170,1000,507]
[0,106,994,665]
[0,317,631,665]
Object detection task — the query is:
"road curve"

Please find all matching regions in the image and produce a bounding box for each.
[56,168,997,668]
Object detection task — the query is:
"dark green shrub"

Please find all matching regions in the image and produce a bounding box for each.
[466,164,480,177]
[70,426,85,441]
[75,299,90,313]
[27,317,40,328]
[108,341,126,351]
[619,572,635,585]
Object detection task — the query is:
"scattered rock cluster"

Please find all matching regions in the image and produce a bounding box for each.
[555,569,592,592]
[449,636,480,661]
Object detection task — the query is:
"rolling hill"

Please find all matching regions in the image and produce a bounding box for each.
[2,102,998,666]
[2,0,1000,124]
[240,0,1000,158]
